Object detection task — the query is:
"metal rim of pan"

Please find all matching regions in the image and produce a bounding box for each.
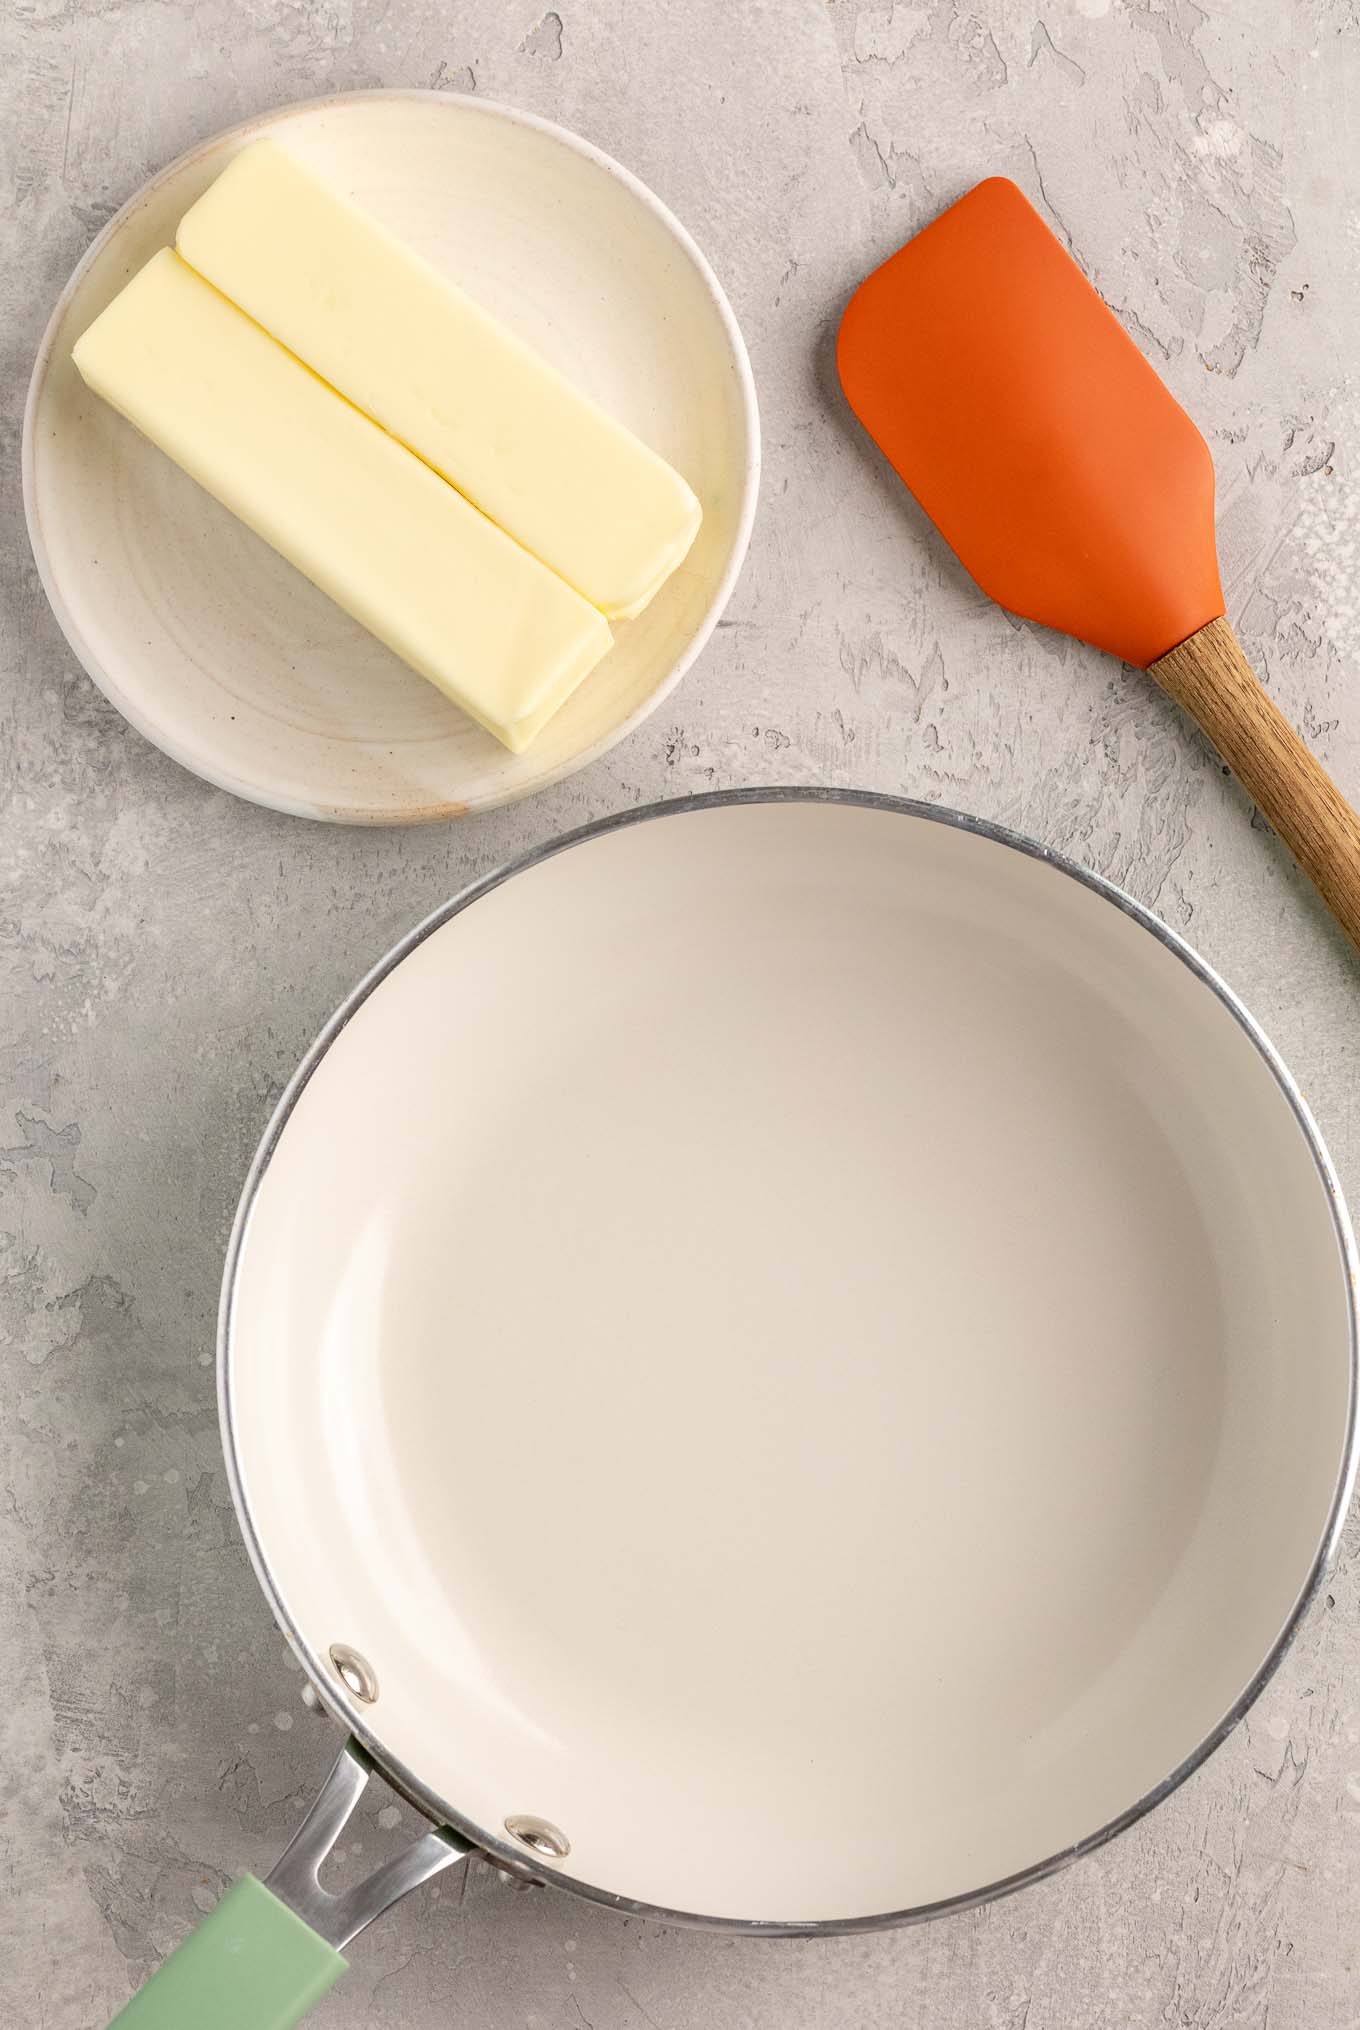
[217,784,1360,1935]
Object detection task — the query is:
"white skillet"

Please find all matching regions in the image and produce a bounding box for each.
[111,792,1356,2028]
[24,92,758,823]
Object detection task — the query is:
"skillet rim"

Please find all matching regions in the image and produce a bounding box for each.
[218,786,1360,1934]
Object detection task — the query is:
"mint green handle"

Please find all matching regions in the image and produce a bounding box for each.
[108,1875,345,2030]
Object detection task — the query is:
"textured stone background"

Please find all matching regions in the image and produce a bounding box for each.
[3,1,1359,2024]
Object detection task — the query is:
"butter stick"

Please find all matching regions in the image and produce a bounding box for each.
[176,140,703,621]
[72,250,613,753]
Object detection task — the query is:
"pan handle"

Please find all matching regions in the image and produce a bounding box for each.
[106,1738,472,2030]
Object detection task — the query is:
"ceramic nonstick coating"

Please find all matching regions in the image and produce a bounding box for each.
[221,792,1356,1928]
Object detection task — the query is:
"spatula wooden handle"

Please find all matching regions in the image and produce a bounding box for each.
[1149,616,1360,952]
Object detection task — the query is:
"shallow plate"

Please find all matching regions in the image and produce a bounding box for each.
[23,92,758,822]
[223,793,1356,1925]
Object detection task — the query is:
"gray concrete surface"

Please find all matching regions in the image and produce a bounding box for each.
[3,1,1360,2023]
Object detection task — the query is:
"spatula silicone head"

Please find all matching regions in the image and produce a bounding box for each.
[838,176,1223,669]
[837,175,1360,953]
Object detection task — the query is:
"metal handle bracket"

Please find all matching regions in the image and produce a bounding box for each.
[265,1738,472,1949]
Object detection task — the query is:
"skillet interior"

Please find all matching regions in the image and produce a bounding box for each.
[223,795,1355,1925]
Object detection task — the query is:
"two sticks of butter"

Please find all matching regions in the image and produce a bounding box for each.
[72,141,702,753]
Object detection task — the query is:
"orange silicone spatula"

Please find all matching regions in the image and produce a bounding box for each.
[839,175,1360,950]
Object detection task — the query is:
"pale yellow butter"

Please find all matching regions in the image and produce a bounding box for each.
[176,140,703,621]
[72,250,613,753]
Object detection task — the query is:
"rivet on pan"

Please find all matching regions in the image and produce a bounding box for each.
[505,1815,570,1860]
[328,1643,379,1703]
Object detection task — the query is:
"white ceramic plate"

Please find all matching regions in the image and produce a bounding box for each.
[23,92,758,822]
[223,793,1357,1927]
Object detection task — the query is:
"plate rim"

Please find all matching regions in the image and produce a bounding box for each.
[21,88,761,824]
[217,786,1360,1933]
